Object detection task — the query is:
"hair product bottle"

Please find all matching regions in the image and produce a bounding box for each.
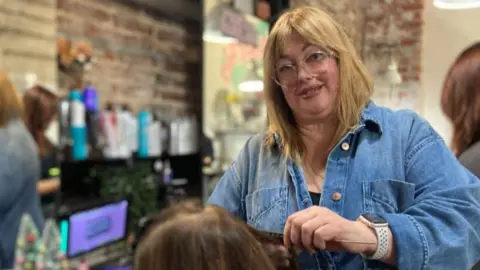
[69,90,87,160]
[137,109,150,158]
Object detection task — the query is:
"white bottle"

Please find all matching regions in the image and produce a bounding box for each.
[148,119,161,157]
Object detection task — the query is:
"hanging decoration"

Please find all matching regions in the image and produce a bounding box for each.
[57,38,93,73]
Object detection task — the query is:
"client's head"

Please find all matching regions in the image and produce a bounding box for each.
[134,200,276,270]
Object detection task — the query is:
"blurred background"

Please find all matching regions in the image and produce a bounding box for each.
[0,0,478,269]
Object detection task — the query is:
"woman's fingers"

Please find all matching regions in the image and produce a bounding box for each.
[284,208,317,247]
[313,224,337,250]
[300,217,327,253]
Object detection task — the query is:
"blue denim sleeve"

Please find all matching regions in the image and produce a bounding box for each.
[375,114,480,270]
[207,135,262,220]
[207,163,246,220]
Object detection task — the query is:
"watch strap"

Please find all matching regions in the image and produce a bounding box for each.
[363,225,389,260]
[359,216,389,260]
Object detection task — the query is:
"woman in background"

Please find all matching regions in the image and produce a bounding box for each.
[0,71,44,268]
[441,42,480,270]
[442,42,480,176]
[23,85,60,206]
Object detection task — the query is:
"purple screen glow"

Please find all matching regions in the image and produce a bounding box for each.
[68,200,128,257]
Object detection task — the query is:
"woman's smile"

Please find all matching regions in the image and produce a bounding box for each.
[297,84,324,99]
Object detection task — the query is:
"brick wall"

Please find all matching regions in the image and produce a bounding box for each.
[363,0,424,82]
[0,0,57,89]
[56,0,202,114]
[290,0,365,53]
[291,0,424,110]
[292,0,424,83]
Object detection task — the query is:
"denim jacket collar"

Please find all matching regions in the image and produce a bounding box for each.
[273,100,382,149]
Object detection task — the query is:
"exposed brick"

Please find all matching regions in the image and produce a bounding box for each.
[3,13,56,37]
[0,0,57,89]
[54,0,201,113]
[2,54,56,84]
[112,14,154,36]
[3,0,56,21]
[291,0,423,111]
[56,13,73,29]
[400,3,424,11]
[56,0,68,10]
[58,0,112,23]
[29,0,55,7]
[2,33,56,58]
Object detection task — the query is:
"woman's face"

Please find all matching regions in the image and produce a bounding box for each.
[275,32,339,124]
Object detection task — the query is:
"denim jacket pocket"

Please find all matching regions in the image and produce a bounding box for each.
[362,179,415,213]
[245,185,288,231]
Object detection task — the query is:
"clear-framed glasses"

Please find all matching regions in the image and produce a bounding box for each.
[273,50,336,88]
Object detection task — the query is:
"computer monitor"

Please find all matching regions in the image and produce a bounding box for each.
[60,158,160,232]
[59,199,129,258]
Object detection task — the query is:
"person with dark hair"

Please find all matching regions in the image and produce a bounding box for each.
[441,42,480,270]
[0,71,44,268]
[135,199,298,270]
[441,42,480,176]
[23,85,60,205]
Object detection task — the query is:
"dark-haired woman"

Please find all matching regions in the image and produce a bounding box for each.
[442,42,480,176]
[23,85,60,207]
[441,42,480,270]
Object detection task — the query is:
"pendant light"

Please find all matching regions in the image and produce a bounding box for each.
[383,0,402,86]
[385,59,402,85]
[433,0,480,9]
[238,61,263,92]
[203,2,236,44]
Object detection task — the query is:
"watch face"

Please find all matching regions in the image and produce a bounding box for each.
[362,214,388,225]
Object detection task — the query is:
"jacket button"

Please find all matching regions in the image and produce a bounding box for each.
[331,192,342,201]
[341,142,350,151]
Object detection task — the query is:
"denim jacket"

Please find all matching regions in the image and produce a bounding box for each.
[208,102,480,270]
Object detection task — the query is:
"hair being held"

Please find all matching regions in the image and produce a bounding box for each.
[135,200,298,270]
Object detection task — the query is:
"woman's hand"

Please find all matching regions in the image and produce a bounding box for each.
[283,206,378,255]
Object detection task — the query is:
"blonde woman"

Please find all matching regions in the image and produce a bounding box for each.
[0,71,44,268]
[208,7,480,270]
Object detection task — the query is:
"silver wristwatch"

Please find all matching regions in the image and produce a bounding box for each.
[358,214,389,260]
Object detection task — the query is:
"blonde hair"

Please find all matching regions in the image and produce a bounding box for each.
[263,7,373,159]
[0,70,23,127]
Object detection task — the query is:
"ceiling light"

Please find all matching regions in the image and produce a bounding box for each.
[238,61,263,92]
[385,59,402,85]
[433,0,480,9]
[238,80,264,92]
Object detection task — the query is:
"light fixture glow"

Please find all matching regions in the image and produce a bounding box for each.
[385,59,402,85]
[238,61,264,92]
[238,80,264,92]
[433,0,480,9]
